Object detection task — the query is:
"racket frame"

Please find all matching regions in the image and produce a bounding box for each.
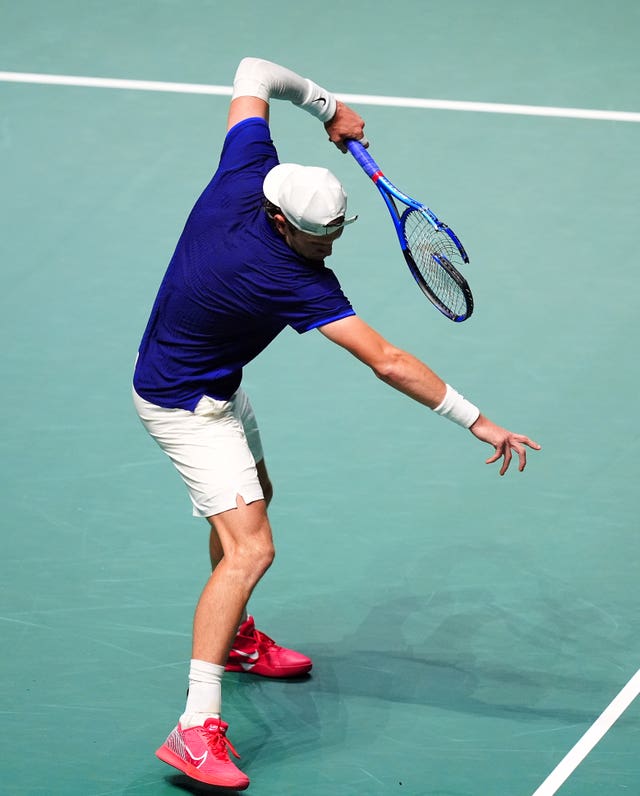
[347,140,473,322]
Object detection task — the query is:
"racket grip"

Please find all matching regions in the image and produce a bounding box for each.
[346,139,381,179]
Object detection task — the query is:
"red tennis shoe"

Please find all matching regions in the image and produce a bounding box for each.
[156,717,250,790]
[225,616,312,678]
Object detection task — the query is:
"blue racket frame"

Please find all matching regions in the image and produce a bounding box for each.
[347,140,473,322]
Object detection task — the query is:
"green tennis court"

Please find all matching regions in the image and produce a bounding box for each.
[2,1,639,794]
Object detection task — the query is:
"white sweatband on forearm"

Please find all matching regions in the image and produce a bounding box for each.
[433,384,480,429]
[232,57,337,123]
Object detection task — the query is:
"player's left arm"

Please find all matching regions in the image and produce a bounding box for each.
[227,94,270,131]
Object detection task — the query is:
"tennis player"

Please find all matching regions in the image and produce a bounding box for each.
[133,57,541,789]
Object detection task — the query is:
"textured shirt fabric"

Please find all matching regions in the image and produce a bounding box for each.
[133,117,355,411]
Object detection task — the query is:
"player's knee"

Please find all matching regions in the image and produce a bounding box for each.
[255,535,275,574]
[259,542,275,576]
[235,533,274,579]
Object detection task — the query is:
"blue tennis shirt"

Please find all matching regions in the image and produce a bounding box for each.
[133,117,355,410]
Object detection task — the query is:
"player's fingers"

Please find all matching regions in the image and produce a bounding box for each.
[514,442,528,472]
[499,443,513,476]
[511,433,541,451]
[329,136,348,152]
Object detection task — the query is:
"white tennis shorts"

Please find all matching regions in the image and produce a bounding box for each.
[132,387,265,518]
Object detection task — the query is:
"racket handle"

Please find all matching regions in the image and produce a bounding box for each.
[346,139,381,180]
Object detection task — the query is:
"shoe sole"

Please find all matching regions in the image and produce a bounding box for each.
[155,744,250,790]
[225,662,312,678]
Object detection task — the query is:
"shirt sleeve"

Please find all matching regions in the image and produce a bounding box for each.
[192,118,279,224]
[279,265,356,334]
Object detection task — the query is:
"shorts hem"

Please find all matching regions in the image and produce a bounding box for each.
[191,487,266,518]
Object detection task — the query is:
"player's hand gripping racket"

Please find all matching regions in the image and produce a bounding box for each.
[347,140,473,322]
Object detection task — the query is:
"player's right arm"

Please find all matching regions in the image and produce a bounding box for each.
[226,57,366,150]
[319,315,541,475]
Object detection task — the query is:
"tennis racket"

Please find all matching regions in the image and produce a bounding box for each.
[347,140,473,322]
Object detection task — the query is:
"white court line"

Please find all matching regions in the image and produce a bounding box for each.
[1,71,640,123]
[531,669,640,796]
[0,71,232,96]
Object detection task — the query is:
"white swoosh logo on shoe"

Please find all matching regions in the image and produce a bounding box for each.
[231,648,259,661]
[184,745,208,769]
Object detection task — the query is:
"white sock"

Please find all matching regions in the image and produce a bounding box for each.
[180,659,224,728]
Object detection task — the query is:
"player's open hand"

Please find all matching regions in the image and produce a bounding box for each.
[469,415,541,476]
[325,101,367,152]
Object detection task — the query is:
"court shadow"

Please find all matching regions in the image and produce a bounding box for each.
[234,590,610,742]
[166,772,305,795]
[165,773,243,795]
[295,591,618,726]
[168,590,616,784]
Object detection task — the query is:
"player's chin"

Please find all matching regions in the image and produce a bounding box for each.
[309,248,332,261]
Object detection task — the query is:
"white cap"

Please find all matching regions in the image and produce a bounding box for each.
[263,163,358,237]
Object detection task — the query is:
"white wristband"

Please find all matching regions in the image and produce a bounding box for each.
[232,57,337,123]
[433,384,480,429]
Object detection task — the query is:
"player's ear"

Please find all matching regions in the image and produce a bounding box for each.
[272,213,288,235]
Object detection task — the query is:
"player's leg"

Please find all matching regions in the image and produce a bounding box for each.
[156,497,273,791]
[210,392,311,678]
[209,458,273,569]
[207,394,272,613]
[133,389,263,788]
[222,457,311,677]
[195,496,275,665]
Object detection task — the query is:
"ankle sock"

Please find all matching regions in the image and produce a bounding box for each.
[180,659,224,728]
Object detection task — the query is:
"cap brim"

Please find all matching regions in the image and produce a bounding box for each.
[295,214,358,236]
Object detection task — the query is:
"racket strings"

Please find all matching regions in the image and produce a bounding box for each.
[403,210,469,318]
